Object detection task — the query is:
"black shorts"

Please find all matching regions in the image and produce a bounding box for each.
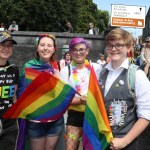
[66,110,84,127]
[0,119,18,150]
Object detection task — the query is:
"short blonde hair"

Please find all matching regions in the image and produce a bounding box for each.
[105,28,133,47]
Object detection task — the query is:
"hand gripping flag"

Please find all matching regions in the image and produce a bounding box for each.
[82,67,113,150]
[3,71,76,122]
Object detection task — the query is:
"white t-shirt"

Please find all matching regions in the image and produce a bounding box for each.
[88,29,94,34]
[60,62,101,97]
[97,59,106,67]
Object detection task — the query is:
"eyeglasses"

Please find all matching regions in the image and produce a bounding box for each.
[72,48,86,54]
[106,44,126,50]
[146,41,150,43]
[0,43,13,49]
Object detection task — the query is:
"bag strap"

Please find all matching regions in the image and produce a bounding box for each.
[127,64,139,97]
[68,65,71,80]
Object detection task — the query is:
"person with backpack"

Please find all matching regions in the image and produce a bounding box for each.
[60,38,101,150]
[99,28,150,150]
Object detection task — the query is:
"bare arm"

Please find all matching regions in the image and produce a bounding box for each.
[141,48,147,62]
[110,118,149,150]
[71,95,86,105]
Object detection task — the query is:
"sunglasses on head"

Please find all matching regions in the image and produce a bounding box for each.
[39,34,55,40]
[35,34,55,46]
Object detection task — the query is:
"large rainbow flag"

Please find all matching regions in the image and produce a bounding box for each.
[3,71,76,122]
[82,67,113,150]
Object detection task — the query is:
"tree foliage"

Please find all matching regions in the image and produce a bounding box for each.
[0,0,109,34]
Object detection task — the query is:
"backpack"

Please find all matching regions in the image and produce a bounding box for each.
[128,64,139,97]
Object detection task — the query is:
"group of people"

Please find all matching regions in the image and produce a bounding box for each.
[96,36,150,81]
[0,28,150,150]
[0,21,19,32]
[62,21,99,35]
[127,37,150,80]
[0,21,100,35]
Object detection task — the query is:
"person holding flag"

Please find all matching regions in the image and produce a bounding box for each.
[16,34,64,150]
[60,37,101,150]
[99,28,150,150]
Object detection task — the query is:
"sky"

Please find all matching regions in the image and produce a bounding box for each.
[93,0,150,38]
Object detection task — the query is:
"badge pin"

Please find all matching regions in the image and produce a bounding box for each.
[115,83,119,88]
[119,80,124,85]
[101,85,104,89]
[99,81,102,85]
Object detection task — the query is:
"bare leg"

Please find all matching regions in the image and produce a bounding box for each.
[45,135,60,150]
[65,125,82,150]
[29,137,46,150]
[144,63,150,75]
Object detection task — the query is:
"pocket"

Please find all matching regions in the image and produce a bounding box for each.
[55,117,64,126]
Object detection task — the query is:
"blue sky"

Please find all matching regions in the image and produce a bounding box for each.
[93,0,150,38]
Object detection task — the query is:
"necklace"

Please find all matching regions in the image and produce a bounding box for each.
[71,59,91,93]
[0,64,14,72]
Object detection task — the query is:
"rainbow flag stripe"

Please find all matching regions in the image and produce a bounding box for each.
[82,67,113,150]
[3,72,76,122]
[25,68,40,84]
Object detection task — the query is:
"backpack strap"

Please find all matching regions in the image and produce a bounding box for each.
[99,64,107,77]
[127,64,139,97]
[68,65,71,80]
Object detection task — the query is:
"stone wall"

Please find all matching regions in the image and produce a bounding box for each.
[9,31,105,69]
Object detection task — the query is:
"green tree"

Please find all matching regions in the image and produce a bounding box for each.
[0,0,109,33]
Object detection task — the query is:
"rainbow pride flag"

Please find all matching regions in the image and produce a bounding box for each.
[82,67,113,150]
[3,72,76,122]
[25,68,40,83]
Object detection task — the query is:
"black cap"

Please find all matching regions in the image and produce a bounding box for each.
[0,31,17,45]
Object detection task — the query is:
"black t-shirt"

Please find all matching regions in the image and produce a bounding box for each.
[0,62,19,117]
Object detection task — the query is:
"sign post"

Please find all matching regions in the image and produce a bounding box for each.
[111,5,146,28]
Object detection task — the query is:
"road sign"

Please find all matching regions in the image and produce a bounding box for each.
[111,4,146,28]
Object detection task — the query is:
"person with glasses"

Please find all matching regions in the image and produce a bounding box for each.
[99,28,150,150]
[60,38,101,150]
[0,31,19,150]
[17,34,64,150]
[141,36,150,78]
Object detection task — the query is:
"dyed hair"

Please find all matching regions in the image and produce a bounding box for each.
[69,37,89,51]
[35,33,57,62]
[105,28,133,47]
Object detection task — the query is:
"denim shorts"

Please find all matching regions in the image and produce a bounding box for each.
[27,117,64,138]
